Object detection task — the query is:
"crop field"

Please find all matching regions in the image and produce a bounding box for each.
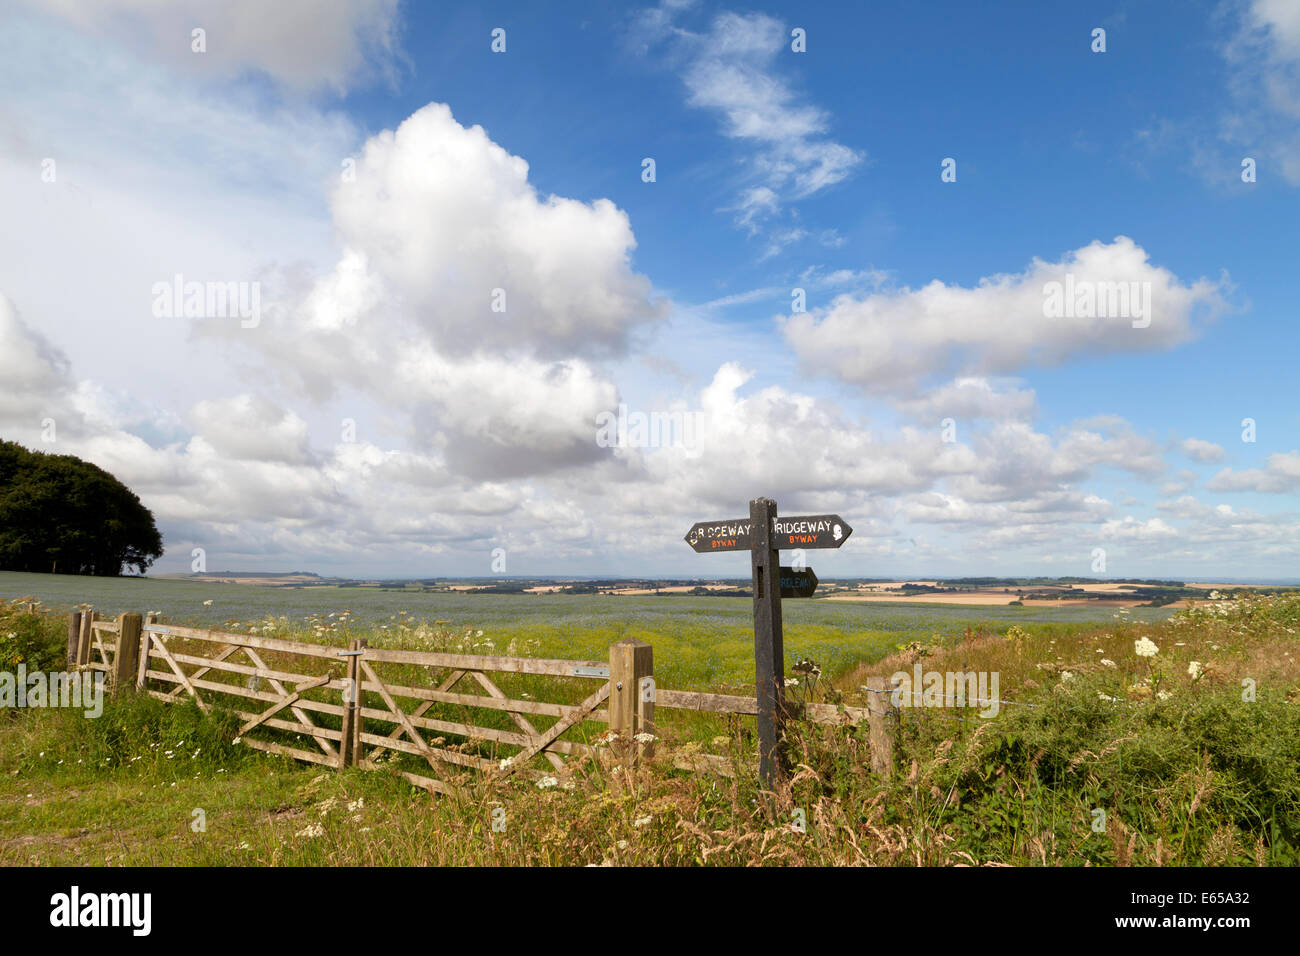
[0,571,1173,692]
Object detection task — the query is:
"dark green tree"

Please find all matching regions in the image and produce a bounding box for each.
[0,440,163,575]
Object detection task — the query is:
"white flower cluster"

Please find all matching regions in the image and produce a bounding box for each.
[1134,637,1159,658]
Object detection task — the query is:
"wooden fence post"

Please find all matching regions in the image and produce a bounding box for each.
[113,613,142,694]
[136,614,157,690]
[67,612,82,668]
[863,676,900,776]
[352,638,367,767]
[609,638,653,762]
[76,610,97,668]
[636,647,655,760]
[339,639,364,770]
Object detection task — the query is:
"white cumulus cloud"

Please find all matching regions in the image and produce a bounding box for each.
[783,237,1229,394]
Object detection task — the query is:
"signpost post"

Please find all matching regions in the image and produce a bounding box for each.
[749,498,784,787]
[684,498,852,789]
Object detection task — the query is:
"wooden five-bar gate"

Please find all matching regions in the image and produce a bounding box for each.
[63,608,896,792]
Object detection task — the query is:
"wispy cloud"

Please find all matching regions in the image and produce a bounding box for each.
[1221,0,1300,183]
[635,2,862,240]
[17,0,404,95]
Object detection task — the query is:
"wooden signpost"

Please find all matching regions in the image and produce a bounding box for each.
[684,499,851,787]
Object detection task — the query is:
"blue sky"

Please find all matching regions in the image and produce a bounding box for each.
[0,0,1297,580]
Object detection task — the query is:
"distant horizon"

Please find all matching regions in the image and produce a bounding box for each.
[135,570,1300,587]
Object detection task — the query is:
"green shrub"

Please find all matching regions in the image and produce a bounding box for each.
[0,601,66,672]
[890,678,1300,864]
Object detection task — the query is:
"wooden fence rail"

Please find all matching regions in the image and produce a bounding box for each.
[55,607,897,792]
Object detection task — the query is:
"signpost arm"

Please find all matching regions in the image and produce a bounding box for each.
[749,496,787,788]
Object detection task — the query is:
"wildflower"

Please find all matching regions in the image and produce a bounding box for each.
[499,757,514,770]
[1061,671,1074,681]
[1134,637,1159,658]
[791,658,822,679]
[1100,659,1116,668]
[616,840,628,850]
[295,823,324,839]
[633,815,652,828]
[202,600,213,606]
[536,776,558,789]
[784,677,799,687]
[1098,692,1117,703]
[1187,661,1204,681]
[632,732,657,744]
[1157,691,1171,701]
